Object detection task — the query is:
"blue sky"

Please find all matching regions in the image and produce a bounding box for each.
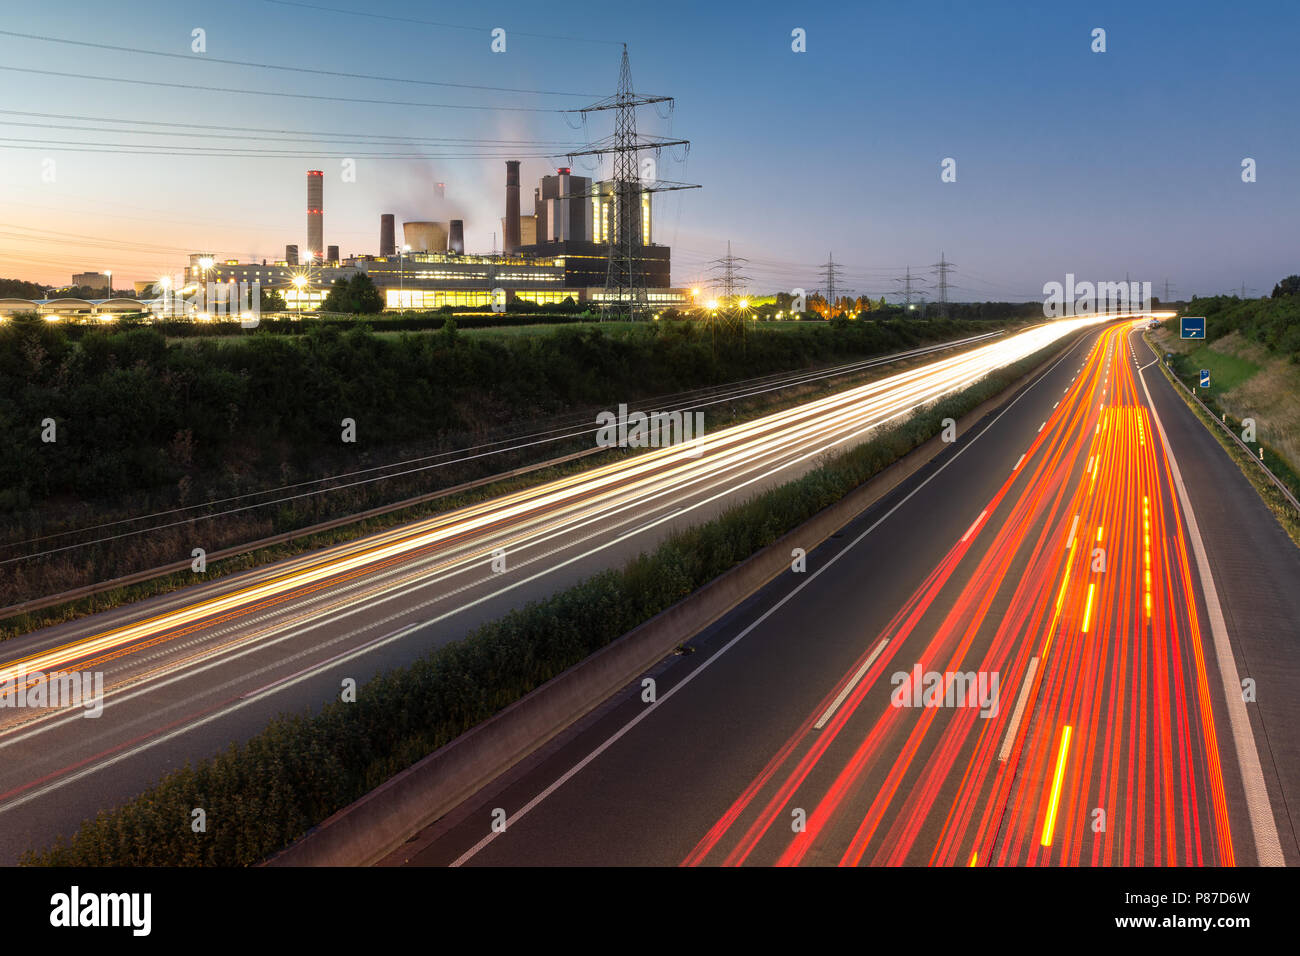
[1,0,1296,299]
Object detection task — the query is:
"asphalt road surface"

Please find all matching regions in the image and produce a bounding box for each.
[390,323,1297,867]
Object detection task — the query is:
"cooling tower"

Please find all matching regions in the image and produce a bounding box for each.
[402,221,448,253]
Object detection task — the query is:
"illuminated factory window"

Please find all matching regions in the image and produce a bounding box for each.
[514,291,571,305]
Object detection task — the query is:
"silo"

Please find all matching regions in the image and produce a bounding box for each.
[449,219,464,254]
[285,244,299,266]
[380,214,396,256]
[327,245,339,263]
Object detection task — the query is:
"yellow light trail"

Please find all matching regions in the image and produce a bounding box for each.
[1081,582,1096,633]
[1041,725,1074,847]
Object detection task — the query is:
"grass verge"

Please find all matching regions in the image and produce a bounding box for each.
[1143,333,1300,548]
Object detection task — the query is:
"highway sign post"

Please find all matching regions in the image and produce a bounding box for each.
[1200,369,1210,388]
[1181,316,1206,339]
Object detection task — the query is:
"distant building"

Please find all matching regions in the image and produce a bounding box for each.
[72,271,110,292]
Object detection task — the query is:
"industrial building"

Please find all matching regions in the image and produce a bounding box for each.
[534,168,591,243]
[72,271,111,291]
[515,167,669,295]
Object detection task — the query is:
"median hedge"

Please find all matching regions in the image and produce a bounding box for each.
[22,338,1066,866]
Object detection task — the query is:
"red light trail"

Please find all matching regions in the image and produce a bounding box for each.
[684,323,1235,867]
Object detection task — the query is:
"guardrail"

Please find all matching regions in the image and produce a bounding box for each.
[1143,333,1300,513]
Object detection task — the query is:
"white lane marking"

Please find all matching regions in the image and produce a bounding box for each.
[449,331,1096,867]
[1013,454,1026,472]
[998,656,1040,762]
[1137,336,1285,866]
[1038,422,1045,433]
[814,639,889,730]
[961,509,988,543]
[1066,514,1079,549]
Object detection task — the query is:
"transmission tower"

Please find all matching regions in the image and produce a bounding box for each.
[819,253,849,317]
[930,252,955,318]
[707,240,751,339]
[564,45,700,320]
[893,265,923,313]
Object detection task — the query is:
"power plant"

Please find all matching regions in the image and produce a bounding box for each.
[187,155,685,313]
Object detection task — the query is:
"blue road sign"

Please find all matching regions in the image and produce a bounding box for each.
[1200,369,1210,388]
[1181,316,1206,339]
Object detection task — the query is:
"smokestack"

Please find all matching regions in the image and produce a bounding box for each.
[449,219,464,254]
[436,182,446,200]
[285,244,299,266]
[380,214,395,256]
[307,170,323,261]
[504,161,521,253]
[327,244,339,263]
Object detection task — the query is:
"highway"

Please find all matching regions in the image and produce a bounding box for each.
[0,318,1104,863]
[390,322,1297,867]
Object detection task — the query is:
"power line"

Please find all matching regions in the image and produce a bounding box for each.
[0,65,571,113]
[0,30,597,97]
[0,109,582,145]
[0,139,565,160]
[261,0,622,45]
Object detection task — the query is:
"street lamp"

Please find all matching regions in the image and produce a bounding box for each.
[292,274,307,316]
[400,244,411,307]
